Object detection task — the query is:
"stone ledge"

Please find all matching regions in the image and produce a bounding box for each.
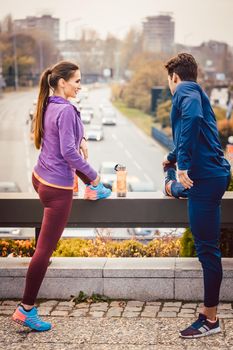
[1,257,233,301]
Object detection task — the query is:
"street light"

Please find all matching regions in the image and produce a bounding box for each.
[12,22,19,90]
[65,18,81,40]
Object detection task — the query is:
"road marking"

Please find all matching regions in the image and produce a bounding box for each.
[125,150,133,159]
[133,161,142,170]
[111,133,117,140]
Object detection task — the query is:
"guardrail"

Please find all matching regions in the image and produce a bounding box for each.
[151,126,174,151]
[1,192,233,234]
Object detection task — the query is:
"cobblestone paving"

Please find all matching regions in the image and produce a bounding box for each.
[2,300,233,349]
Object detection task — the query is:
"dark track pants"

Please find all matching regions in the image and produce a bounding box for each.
[171,175,230,307]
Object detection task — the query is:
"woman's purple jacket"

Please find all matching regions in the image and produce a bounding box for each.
[34,96,97,187]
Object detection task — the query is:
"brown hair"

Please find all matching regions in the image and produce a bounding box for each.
[164,53,198,82]
[34,61,79,149]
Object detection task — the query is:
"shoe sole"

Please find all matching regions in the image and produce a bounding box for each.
[179,326,221,338]
[12,316,51,332]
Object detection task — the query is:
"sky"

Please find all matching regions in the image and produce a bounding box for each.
[1,0,233,46]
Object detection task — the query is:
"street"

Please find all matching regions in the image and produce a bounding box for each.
[0,85,167,239]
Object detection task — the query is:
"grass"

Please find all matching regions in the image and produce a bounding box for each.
[113,100,154,137]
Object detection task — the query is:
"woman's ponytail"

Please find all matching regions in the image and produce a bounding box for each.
[34,68,51,149]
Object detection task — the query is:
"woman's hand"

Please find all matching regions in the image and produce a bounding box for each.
[90,175,100,187]
[80,138,88,160]
[178,170,193,189]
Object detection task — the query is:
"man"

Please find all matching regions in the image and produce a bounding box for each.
[163,53,231,338]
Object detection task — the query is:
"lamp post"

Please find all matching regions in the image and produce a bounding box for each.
[65,18,81,40]
[12,22,19,90]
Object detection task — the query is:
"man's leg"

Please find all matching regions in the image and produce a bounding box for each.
[179,176,229,338]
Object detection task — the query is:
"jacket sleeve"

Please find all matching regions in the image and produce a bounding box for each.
[58,106,97,181]
[167,147,177,163]
[177,93,203,171]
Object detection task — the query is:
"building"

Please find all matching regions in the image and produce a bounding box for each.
[142,14,175,54]
[14,15,60,42]
[175,40,233,81]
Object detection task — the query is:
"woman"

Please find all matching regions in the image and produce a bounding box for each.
[12,61,111,331]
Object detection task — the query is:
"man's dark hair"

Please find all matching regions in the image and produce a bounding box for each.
[165,53,198,81]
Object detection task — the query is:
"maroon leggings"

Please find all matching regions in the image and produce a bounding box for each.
[22,174,73,305]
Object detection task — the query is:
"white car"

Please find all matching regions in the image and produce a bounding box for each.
[81,110,92,124]
[86,125,104,141]
[99,161,117,189]
[0,181,21,192]
[80,105,94,118]
[101,108,117,125]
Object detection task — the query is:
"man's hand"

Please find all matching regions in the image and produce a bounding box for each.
[80,138,88,160]
[178,170,193,189]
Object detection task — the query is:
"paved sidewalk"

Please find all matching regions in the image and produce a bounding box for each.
[1,299,233,349]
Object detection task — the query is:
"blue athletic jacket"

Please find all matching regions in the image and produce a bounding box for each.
[167,81,231,179]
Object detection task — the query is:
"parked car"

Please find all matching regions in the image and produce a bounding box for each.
[99,161,117,189]
[80,110,92,124]
[101,108,117,125]
[0,227,21,237]
[0,181,21,192]
[128,180,156,192]
[62,228,96,238]
[86,124,104,141]
[127,227,158,237]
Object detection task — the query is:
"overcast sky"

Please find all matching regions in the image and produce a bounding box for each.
[1,0,233,46]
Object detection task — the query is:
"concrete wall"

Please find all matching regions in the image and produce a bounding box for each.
[1,257,233,301]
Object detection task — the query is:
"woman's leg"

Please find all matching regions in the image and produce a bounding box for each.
[21,177,73,306]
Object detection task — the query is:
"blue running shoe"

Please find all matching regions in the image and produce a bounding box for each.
[84,182,111,200]
[179,313,221,338]
[12,305,52,332]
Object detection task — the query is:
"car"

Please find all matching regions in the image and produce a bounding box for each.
[80,110,92,124]
[62,228,97,238]
[127,227,157,237]
[86,124,104,141]
[80,105,94,118]
[0,227,21,237]
[128,180,156,192]
[0,181,21,192]
[101,108,117,125]
[99,161,117,189]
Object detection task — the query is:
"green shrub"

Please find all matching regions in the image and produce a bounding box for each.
[0,236,182,258]
[180,229,196,257]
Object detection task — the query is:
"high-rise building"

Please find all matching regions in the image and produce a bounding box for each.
[142,14,175,54]
[14,15,60,42]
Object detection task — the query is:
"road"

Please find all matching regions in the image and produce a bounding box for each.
[0,85,168,239]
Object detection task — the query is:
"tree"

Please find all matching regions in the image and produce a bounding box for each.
[122,55,167,112]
